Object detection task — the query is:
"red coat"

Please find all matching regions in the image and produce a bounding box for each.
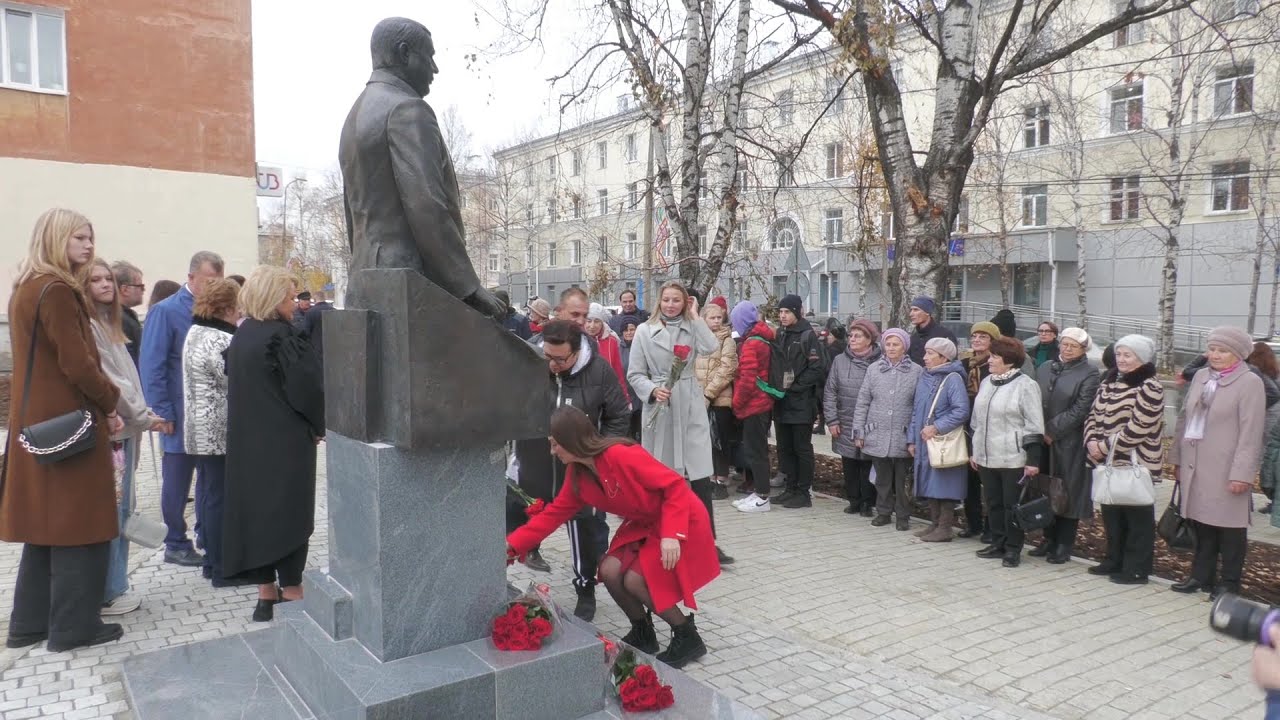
[733,321,775,419]
[507,443,719,613]
[596,333,630,402]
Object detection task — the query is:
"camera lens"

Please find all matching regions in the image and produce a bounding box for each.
[1210,593,1279,646]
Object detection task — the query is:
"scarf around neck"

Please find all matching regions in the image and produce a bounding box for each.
[990,368,1020,384]
[1185,360,1241,440]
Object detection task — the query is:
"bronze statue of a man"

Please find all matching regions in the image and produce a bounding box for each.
[340,17,503,317]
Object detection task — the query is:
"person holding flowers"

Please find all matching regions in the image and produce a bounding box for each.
[507,406,720,668]
[627,280,731,565]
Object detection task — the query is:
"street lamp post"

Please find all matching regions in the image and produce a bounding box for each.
[279,176,307,266]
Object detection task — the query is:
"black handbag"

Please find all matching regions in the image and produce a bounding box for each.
[1157,483,1195,551]
[15,282,97,466]
[1014,476,1054,531]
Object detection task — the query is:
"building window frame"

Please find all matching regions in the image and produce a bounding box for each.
[1108,175,1141,221]
[547,241,558,267]
[768,217,799,251]
[1113,1,1144,46]
[570,239,582,266]
[823,208,844,245]
[597,189,609,216]
[624,232,638,260]
[547,155,557,177]
[624,133,638,163]
[825,141,845,179]
[487,251,501,273]
[1109,81,1144,134]
[1214,63,1254,117]
[597,141,608,169]
[0,4,67,94]
[571,148,582,176]
[1024,104,1050,148]
[598,234,608,260]
[1020,184,1048,228]
[777,89,794,126]
[1209,161,1250,213]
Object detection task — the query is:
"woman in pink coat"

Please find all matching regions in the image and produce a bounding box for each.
[507,406,719,668]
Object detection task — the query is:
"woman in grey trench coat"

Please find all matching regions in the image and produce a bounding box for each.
[1031,328,1100,564]
[1170,326,1266,599]
[824,319,882,516]
[629,280,727,561]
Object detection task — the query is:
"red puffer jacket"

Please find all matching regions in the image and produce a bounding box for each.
[733,321,775,419]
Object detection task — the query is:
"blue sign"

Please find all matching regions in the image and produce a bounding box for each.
[949,237,965,256]
[886,243,896,262]
[636,281,644,310]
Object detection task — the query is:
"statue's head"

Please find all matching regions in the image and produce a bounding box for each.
[370,17,436,97]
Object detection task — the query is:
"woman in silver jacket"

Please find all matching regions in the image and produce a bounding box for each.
[824,319,882,516]
[852,327,922,531]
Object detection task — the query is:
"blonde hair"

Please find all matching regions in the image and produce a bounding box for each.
[16,209,95,310]
[195,278,240,321]
[239,266,296,321]
[86,258,125,343]
[648,280,689,322]
[701,303,725,322]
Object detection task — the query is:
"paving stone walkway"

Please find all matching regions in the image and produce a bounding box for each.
[0,438,1267,719]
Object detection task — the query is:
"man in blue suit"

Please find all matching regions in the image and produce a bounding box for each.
[140,251,224,567]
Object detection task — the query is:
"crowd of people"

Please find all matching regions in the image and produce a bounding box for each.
[1,208,324,653]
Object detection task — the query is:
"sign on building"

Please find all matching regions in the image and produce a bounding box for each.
[256,164,284,197]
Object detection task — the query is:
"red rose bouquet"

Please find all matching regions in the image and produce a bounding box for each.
[491,583,558,652]
[646,344,693,430]
[610,647,675,712]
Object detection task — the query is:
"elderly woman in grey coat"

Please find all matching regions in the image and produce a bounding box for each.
[824,319,882,516]
[853,327,922,531]
[1031,327,1100,564]
[1170,326,1266,600]
[908,338,970,542]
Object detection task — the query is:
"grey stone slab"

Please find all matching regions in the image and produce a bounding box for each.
[123,634,303,719]
[327,269,548,449]
[302,568,353,641]
[326,434,507,662]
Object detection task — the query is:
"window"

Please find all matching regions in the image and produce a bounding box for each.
[1109,176,1140,220]
[525,166,535,184]
[698,168,709,199]
[571,196,582,219]
[1211,162,1250,212]
[547,241,558,266]
[1021,185,1048,227]
[824,76,844,113]
[487,252,501,273]
[571,149,582,176]
[1213,0,1260,21]
[460,193,469,209]
[546,199,558,223]
[1113,2,1144,46]
[597,141,608,169]
[629,182,640,209]
[825,142,845,179]
[525,203,534,225]
[625,133,638,162]
[737,160,749,191]
[769,218,798,250]
[1,7,65,91]
[1024,105,1050,148]
[598,235,608,259]
[597,189,609,216]
[819,273,840,314]
[697,225,708,255]
[733,221,747,252]
[879,209,896,241]
[953,197,970,234]
[777,157,795,188]
[1013,265,1042,307]
[772,275,788,300]
[525,242,534,268]
[944,278,963,321]
[625,232,638,260]
[1109,82,1143,133]
[777,90,794,125]
[823,208,844,244]
[571,240,582,266]
[547,156,557,177]
[1214,63,1254,117]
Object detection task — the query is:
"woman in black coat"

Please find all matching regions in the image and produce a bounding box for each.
[1031,328,1100,563]
[222,266,324,622]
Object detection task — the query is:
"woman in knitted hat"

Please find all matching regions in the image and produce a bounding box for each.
[907,337,970,541]
[1170,326,1265,599]
[852,327,922,530]
[1083,334,1163,585]
[824,319,883,516]
[1030,328,1100,564]
[587,302,630,403]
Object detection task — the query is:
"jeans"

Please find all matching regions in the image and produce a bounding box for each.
[194,455,227,584]
[104,438,135,603]
[161,451,205,551]
[1266,691,1280,720]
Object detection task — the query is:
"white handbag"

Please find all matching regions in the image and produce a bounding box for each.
[1090,439,1156,506]
[122,434,168,549]
[925,374,969,469]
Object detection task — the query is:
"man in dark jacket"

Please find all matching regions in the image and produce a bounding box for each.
[494,289,532,340]
[773,294,827,509]
[111,261,145,367]
[908,295,957,365]
[513,319,630,621]
[301,290,335,356]
[608,288,650,334]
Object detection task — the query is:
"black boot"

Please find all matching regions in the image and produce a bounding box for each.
[620,612,659,655]
[656,615,707,669]
[574,586,597,622]
[1028,542,1054,558]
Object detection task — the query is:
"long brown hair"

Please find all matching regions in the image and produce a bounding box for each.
[551,406,635,459]
[87,258,126,343]
[1249,342,1280,380]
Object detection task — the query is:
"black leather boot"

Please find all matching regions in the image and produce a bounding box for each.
[656,615,707,669]
[620,612,659,655]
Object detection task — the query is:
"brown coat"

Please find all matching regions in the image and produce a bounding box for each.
[1,276,120,546]
[694,326,737,408]
[1171,366,1266,529]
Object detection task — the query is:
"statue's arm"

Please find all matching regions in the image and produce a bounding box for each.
[386,100,482,302]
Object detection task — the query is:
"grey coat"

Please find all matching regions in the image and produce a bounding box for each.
[628,317,720,479]
[851,357,922,459]
[823,347,882,459]
[1036,357,1100,519]
[972,373,1045,469]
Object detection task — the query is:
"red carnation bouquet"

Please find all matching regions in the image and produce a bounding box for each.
[646,344,693,430]
[610,646,675,712]
[491,582,558,652]
[507,481,547,519]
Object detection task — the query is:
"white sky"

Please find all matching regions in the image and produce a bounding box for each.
[251,0,581,180]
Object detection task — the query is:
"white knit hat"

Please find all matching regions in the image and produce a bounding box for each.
[1060,327,1090,349]
[1114,334,1156,365]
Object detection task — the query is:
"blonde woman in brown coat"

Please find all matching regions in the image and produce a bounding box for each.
[695,301,738,499]
[2,208,126,652]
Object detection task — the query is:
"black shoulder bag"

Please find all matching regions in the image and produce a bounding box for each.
[15,282,98,465]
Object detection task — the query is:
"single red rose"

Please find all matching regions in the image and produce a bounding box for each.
[525,499,546,518]
[635,684,659,708]
[673,344,692,361]
[529,617,553,641]
[633,664,658,686]
[505,604,526,622]
[655,685,675,708]
[618,677,643,708]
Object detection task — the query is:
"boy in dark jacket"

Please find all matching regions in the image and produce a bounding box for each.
[908,295,957,366]
[772,295,827,509]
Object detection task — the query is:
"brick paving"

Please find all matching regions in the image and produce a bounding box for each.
[0,438,1267,719]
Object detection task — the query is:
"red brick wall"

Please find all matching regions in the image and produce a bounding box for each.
[0,0,254,177]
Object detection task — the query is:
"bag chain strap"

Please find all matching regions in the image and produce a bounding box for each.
[16,282,95,453]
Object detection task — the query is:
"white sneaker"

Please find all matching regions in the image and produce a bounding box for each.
[101,593,141,616]
[738,496,771,513]
[733,492,760,508]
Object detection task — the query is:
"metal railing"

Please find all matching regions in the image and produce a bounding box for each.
[941,301,1215,352]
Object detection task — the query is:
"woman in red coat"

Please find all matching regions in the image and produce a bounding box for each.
[507,406,719,668]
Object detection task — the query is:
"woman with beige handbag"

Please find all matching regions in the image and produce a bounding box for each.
[907,338,971,542]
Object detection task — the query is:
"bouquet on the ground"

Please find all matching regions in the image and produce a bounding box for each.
[491,582,558,652]
[646,344,692,430]
[610,646,675,712]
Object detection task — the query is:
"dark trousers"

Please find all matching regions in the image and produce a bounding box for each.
[194,455,227,584]
[508,499,602,591]
[1189,520,1247,587]
[774,421,815,492]
[162,451,205,551]
[963,466,986,532]
[1100,504,1155,577]
[9,542,111,647]
[1046,516,1080,551]
[690,478,717,539]
[841,457,875,511]
[872,457,912,519]
[979,466,1026,552]
[628,410,642,442]
[233,542,309,588]
[740,412,772,496]
[708,406,735,478]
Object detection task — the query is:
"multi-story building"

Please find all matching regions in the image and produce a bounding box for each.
[485,4,1278,335]
[0,0,257,316]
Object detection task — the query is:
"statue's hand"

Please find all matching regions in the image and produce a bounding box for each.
[465,288,505,318]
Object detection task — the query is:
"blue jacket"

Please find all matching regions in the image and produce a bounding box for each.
[909,360,970,500]
[140,286,195,453]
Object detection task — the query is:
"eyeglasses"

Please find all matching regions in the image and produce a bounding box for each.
[123,283,146,290]
[545,350,578,366]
